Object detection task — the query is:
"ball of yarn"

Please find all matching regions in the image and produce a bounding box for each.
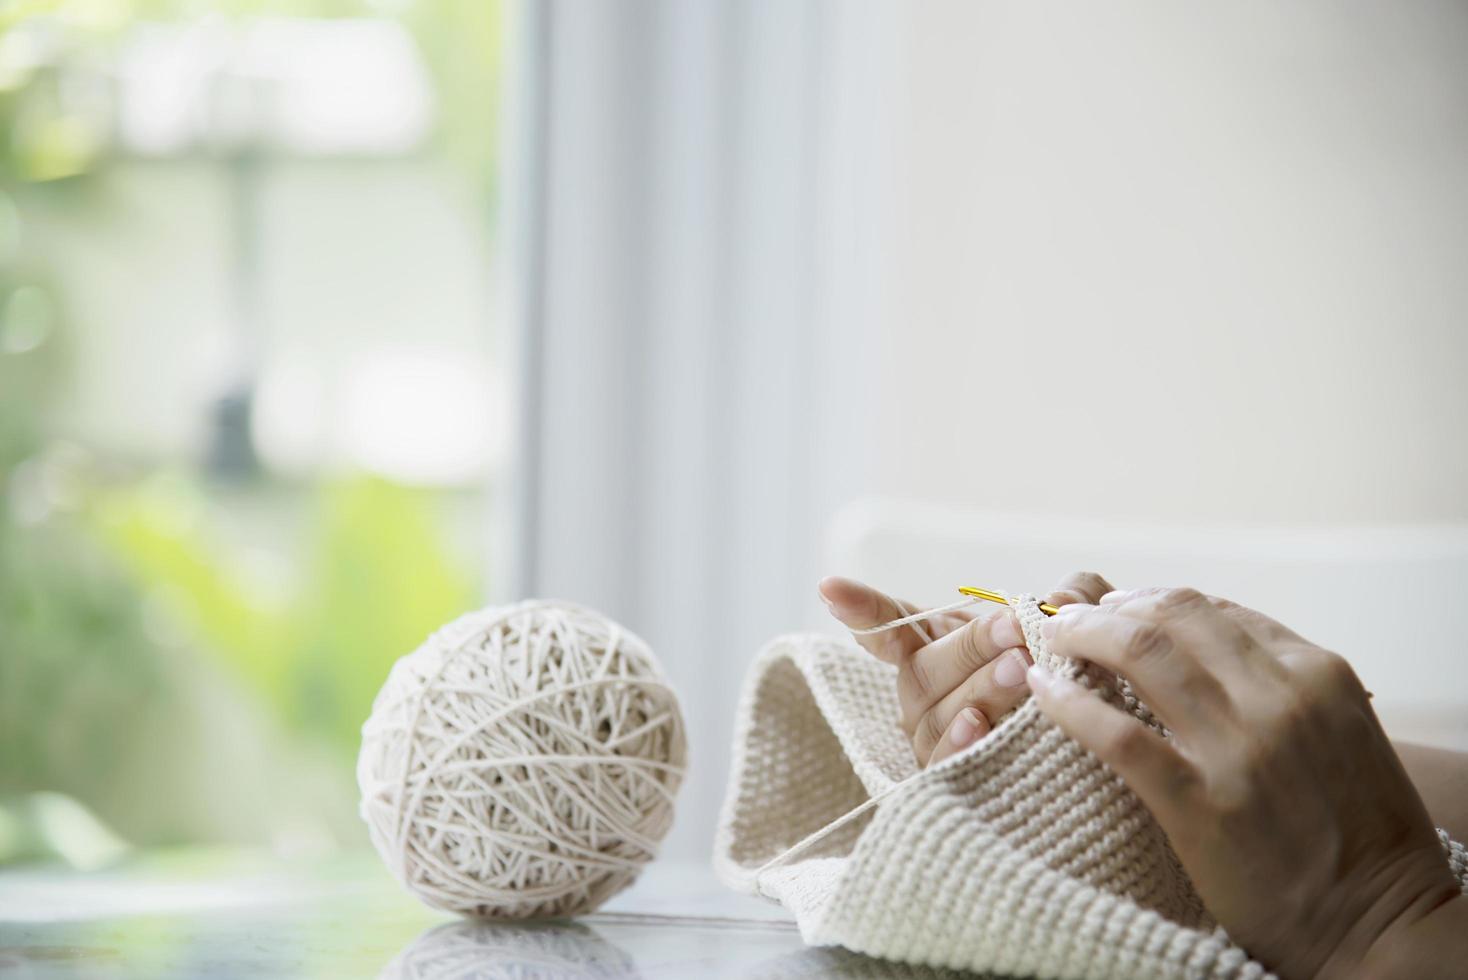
[357,600,687,919]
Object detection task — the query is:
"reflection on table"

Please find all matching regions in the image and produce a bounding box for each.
[0,852,991,978]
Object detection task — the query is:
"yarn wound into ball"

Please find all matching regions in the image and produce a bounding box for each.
[358,600,687,919]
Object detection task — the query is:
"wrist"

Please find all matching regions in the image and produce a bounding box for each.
[1352,889,1467,980]
[1303,842,1463,980]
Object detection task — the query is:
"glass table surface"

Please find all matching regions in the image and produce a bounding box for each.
[0,851,973,978]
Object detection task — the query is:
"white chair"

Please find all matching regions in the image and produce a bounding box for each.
[828,498,1468,750]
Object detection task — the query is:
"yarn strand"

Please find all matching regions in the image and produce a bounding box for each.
[752,594,996,892]
[753,769,932,895]
[843,595,981,636]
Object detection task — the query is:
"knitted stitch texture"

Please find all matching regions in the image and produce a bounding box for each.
[714,594,1468,979]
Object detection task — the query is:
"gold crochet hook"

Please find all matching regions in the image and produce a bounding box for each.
[958,586,1061,617]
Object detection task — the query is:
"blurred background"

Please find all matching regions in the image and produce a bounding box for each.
[3,0,1466,871]
[0,0,506,866]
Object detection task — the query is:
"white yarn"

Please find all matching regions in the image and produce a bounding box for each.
[717,595,1468,978]
[358,600,687,920]
[750,593,989,888]
[842,596,979,638]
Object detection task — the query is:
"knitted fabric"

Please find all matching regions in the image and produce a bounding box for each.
[714,594,1468,979]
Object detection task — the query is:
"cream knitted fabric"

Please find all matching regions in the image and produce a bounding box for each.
[715,594,1468,979]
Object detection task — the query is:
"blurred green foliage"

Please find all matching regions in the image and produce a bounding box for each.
[0,488,167,799]
[0,0,498,861]
[1,339,480,856]
[0,249,183,855]
[95,473,475,754]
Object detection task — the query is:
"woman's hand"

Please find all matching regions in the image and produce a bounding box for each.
[1029,587,1465,979]
[819,572,1113,767]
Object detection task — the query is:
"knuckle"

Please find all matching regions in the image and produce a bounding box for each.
[1319,650,1358,684]
[957,617,996,671]
[1239,726,1283,770]
[961,669,990,704]
[1100,723,1150,767]
[1156,587,1207,614]
[916,711,946,759]
[1122,623,1172,666]
[1178,665,1229,709]
[956,676,999,722]
[1052,571,1111,606]
[1270,687,1315,736]
[1163,758,1201,803]
[1071,571,1112,599]
[1205,772,1255,818]
[1308,649,1362,695]
[902,657,936,703]
[924,710,946,745]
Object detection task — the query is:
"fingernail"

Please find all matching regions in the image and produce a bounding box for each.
[817,582,843,618]
[1026,663,1054,696]
[993,648,1030,688]
[950,708,983,747]
[1055,602,1089,615]
[990,613,1023,650]
[1099,590,1124,604]
[1040,616,1059,641]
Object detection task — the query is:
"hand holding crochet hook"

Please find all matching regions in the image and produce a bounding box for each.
[819,571,1108,766]
[821,573,1468,980]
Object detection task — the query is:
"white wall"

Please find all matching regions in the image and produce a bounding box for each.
[517,1,1468,863]
[873,1,1468,526]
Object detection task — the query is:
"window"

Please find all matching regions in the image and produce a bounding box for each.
[0,1,509,864]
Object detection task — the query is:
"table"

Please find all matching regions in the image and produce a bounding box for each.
[0,851,968,978]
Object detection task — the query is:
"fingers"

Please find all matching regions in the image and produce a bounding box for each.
[1208,598,1310,647]
[1100,587,1308,647]
[926,603,978,636]
[927,706,991,766]
[912,647,1033,764]
[1042,600,1236,733]
[1026,664,1195,823]
[818,576,931,664]
[1097,587,1284,683]
[1046,571,1115,609]
[898,608,1027,733]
